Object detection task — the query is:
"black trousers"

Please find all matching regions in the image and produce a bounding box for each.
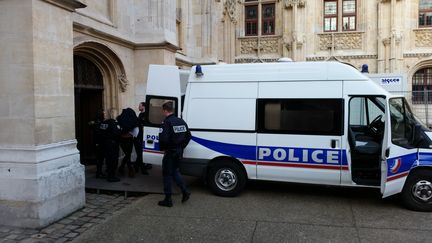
[119,137,134,170]
[95,143,104,175]
[162,150,187,197]
[103,139,119,179]
[133,135,144,168]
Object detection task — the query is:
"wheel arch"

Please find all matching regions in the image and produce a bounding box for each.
[204,156,248,180]
[407,165,432,179]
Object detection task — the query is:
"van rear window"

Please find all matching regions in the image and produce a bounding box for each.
[257,99,344,135]
[146,96,178,126]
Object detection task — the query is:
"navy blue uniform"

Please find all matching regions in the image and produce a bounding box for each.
[97,119,121,181]
[159,114,191,197]
[90,119,104,177]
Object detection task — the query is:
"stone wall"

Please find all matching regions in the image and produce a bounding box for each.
[0,0,85,228]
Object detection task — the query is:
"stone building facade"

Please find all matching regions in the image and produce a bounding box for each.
[231,0,432,76]
[1,0,432,228]
[228,0,432,122]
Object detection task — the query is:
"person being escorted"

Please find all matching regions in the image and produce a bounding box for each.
[117,108,139,178]
[89,109,106,178]
[97,110,121,182]
[158,101,191,207]
[133,102,149,175]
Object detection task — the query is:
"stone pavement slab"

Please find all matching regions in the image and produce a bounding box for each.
[75,215,256,243]
[253,222,358,243]
[0,192,138,243]
[85,165,196,194]
[73,182,432,243]
[357,228,432,243]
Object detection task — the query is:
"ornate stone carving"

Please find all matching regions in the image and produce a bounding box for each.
[382,37,391,46]
[318,32,363,50]
[260,37,280,53]
[404,52,432,58]
[240,37,280,54]
[414,29,432,47]
[240,38,258,54]
[319,35,333,50]
[223,0,241,23]
[118,73,128,92]
[284,0,305,8]
[392,30,403,44]
[235,58,279,63]
[379,0,402,3]
[306,54,378,61]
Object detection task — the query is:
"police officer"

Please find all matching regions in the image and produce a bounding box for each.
[97,111,121,182]
[89,109,106,178]
[133,102,149,175]
[158,101,191,207]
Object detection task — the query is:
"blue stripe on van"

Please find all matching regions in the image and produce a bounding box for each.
[191,136,348,166]
[191,136,257,160]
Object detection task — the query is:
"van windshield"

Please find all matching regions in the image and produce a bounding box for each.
[389,97,431,148]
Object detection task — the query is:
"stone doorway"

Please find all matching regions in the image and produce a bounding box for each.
[74,55,104,164]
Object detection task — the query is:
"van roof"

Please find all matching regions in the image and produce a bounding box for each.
[189,61,368,83]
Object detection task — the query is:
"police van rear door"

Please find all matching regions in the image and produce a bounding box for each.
[256,81,344,185]
[143,65,184,165]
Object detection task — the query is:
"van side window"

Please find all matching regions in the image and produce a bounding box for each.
[389,98,419,148]
[257,99,344,135]
[349,97,384,126]
[146,96,177,126]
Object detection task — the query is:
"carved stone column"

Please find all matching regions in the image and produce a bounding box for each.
[222,0,240,63]
[284,0,305,61]
[378,0,402,73]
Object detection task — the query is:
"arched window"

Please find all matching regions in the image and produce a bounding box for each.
[419,0,432,27]
[412,67,432,104]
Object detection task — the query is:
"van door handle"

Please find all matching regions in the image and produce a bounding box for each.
[331,139,338,148]
[385,148,390,158]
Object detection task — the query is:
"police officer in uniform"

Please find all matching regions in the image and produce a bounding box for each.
[89,109,106,178]
[97,111,121,182]
[158,101,191,207]
[133,102,149,174]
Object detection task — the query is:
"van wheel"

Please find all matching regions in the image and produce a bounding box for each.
[207,160,246,197]
[401,170,432,212]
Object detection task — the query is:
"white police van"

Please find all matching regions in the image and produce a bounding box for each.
[143,62,432,211]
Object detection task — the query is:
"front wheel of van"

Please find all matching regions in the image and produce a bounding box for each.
[401,170,432,212]
[207,160,246,197]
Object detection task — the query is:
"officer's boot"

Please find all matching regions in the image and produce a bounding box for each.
[182,191,191,203]
[158,195,173,207]
[140,163,149,175]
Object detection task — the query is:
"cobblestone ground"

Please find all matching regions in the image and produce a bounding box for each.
[0,192,141,243]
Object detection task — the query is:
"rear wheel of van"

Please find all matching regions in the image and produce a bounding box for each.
[401,170,432,212]
[207,160,246,197]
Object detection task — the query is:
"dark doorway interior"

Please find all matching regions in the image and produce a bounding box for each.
[74,55,104,164]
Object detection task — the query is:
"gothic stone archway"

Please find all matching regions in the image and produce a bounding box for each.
[73,41,128,163]
[74,55,104,163]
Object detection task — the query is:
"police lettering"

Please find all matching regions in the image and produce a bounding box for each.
[381,78,400,84]
[258,147,339,164]
[146,134,159,141]
[173,125,187,133]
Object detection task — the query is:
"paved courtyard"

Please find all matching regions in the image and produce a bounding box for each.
[77,182,432,242]
[2,180,432,243]
[0,191,139,243]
